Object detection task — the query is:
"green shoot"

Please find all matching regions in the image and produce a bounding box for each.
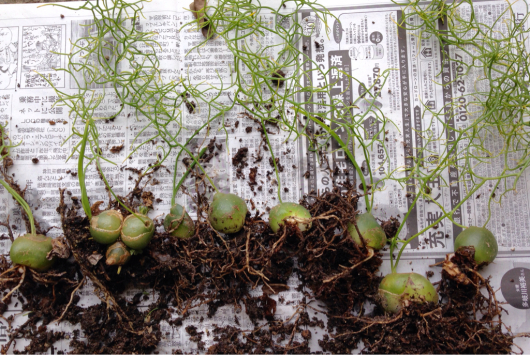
[171,147,209,206]
[0,180,36,236]
[79,119,92,220]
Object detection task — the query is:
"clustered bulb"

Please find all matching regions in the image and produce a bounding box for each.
[105,241,131,266]
[88,208,155,270]
[90,210,123,244]
[121,213,155,250]
[164,204,195,239]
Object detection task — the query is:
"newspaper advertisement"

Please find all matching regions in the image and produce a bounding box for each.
[0,0,528,352]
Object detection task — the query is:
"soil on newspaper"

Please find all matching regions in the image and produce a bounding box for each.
[0,170,519,354]
[314,246,517,354]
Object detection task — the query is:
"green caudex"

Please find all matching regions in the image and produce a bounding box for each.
[170,151,249,235]
[121,206,155,250]
[90,210,124,245]
[164,204,195,239]
[347,212,387,251]
[378,272,439,313]
[208,192,248,234]
[379,135,468,312]
[268,202,312,233]
[105,241,131,266]
[171,147,251,236]
[105,241,131,274]
[454,226,498,265]
[3,181,55,272]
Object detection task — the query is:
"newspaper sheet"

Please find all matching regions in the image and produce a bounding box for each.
[0,0,528,352]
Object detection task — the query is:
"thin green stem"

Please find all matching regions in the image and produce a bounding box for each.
[311,117,371,211]
[171,147,209,205]
[79,119,92,220]
[0,180,35,236]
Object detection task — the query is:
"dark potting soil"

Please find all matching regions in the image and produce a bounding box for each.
[342,248,517,354]
[0,171,519,354]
